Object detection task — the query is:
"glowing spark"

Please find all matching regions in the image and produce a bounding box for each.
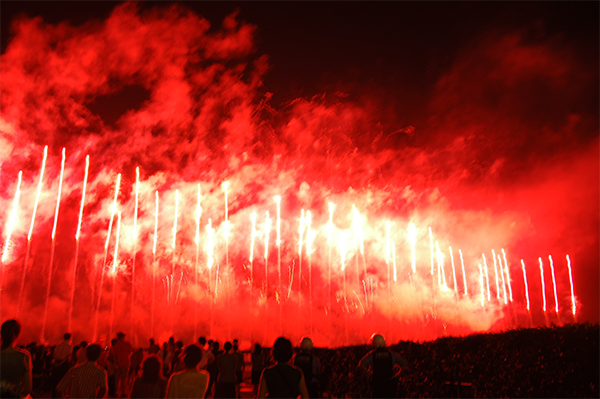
[51,148,66,240]
[328,203,334,246]
[386,221,391,265]
[521,259,530,311]
[249,213,257,262]
[306,210,314,255]
[478,263,484,307]
[128,168,137,243]
[264,211,271,260]
[172,189,179,249]
[105,174,121,249]
[275,196,281,247]
[538,257,547,312]
[2,171,22,263]
[435,241,447,288]
[391,240,397,282]
[75,156,89,241]
[429,227,434,275]
[482,254,491,301]
[459,249,467,295]
[298,209,305,256]
[566,254,576,315]
[153,191,159,255]
[112,212,121,274]
[408,223,417,274]
[492,249,500,300]
[27,145,48,241]
[449,246,458,293]
[497,254,508,305]
[195,184,202,244]
[205,219,214,270]
[549,255,559,314]
[502,249,513,302]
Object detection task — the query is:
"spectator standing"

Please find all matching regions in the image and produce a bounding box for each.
[215,342,237,398]
[258,337,309,399]
[251,343,265,393]
[112,332,133,397]
[166,344,209,398]
[55,344,108,399]
[130,355,167,399]
[128,348,144,383]
[359,333,407,398]
[50,333,72,397]
[294,337,321,398]
[0,319,32,398]
[233,343,245,397]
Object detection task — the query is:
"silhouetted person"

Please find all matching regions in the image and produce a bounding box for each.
[112,332,133,397]
[359,333,407,398]
[167,344,209,398]
[215,341,237,398]
[50,333,72,397]
[147,338,160,354]
[198,337,214,370]
[233,343,244,397]
[258,337,309,398]
[251,343,265,394]
[130,355,167,398]
[294,337,321,398]
[129,348,144,383]
[1,319,32,398]
[76,341,89,366]
[107,338,118,397]
[56,344,108,399]
[206,341,221,397]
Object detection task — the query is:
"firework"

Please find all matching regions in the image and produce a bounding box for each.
[133,167,139,242]
[75,156,89,241]
[548,255,559,314]
[435,241,447,289]
[521,259,530,311]
[497,254,508,305]
[112,212,122,274]
[538,257,547,312]
[502,249,513,302]
[264,211,271,260]
[566,255,576,315]
[51,148,66,239]
[2,171,22,263]
[459,249,467,295]
[104,174,122,250]
[492,249,500,300]
[153,191,159,255]
[27,145,48,241]
[195,184,202,244]
[205,218,215,270]
[408,223,417,275]
[482,254,491,301]
[449,246,458,293]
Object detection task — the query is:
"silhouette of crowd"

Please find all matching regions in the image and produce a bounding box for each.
[1,318,598,398]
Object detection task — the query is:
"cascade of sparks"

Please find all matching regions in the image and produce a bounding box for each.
[408,223,417,275]
[492,249,500,300]
[75,156,89,241]
[151,190,158,338]
[275,196,281,300]
[249,213,257,263]
[548,255,559,314]
[112,212,122,274]
[538,257,547,312]
[459,249,467,295]
[27,145,48,242]
[521,259,530,311]
[264,211,271,260]
[51,149,66,240]
[435,241,447,288]
[298,209,305,298]
[205,218,214,270]
[497,254,508,305]
[478,263,484,307]
[306,210,314,330]
[429,227,434,275]
[502,249,513,302]
[172,189,179,249]
[2,171,22,263]
[482,254,491,301]
[566,255,576,315]
[449,246,458,293]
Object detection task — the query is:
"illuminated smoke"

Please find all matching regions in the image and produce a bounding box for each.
[2,171,22,263]
[27,146,48,242]
[521,259,530,311]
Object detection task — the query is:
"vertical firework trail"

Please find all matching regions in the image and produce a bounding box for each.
[459,249,467,296]
[171,189,179,332]
[40,148,66,343]
[1,171,23,314]
[131,167,140,336]
[109,211,122,340]
[408,223,417,275]
[538,257,547,312]
[151,191,159,338]
[68,155,89,332]
[502,249,513,302]
[93,173,121,342]
[263,210,271,342]
[566,255,576,319]
[520,260,531,311]
[497,254,508,305]
[492,249,500,300]
[194,184,202,339]
[297,209,305,329]
[482,254,491,302]
[386,221,391,297]
[17,145,48,317]
[548,255,559,315]
[275,196,282,335]
[222,182,230,337]
[449,246,458,295]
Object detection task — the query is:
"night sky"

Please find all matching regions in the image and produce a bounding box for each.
[0,1,598,344]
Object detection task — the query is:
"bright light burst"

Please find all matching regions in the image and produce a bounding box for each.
[112,211,122,274]
[521,259,530,311]
[75,155,89,241]
[51,148,66,240]
[27,145,48,241]
[549,255,559,314]
[538,257,547,312]
[2,171,23,263]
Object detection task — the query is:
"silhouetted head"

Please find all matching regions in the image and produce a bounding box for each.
[149,338,155,346]
[370,333,386,348]
[142,355,163,383]
[1,320,21,349]
[224,342,232,353]
[111,339,118,346]
[233,344,239,353]
[198,336,206,346]
[253,343,262,354]
[300,337,313,352]
[80,341,88,348]
[63,333,71,341]
[117,332,125,341]
[183,344,202,369]
[87,344,102,361]
[272,337,293,363]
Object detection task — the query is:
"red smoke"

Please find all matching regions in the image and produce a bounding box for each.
[0,2,597,347]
